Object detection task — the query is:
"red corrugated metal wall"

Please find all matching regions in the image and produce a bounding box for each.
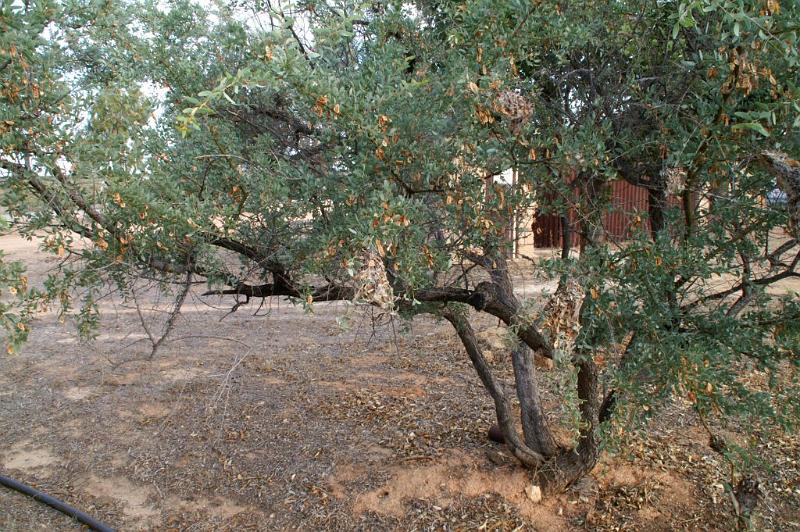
[532,212,563,248]
[606,180,650,239]
[532,180,651,248]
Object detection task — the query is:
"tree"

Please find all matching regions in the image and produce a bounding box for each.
[2,0,798,493]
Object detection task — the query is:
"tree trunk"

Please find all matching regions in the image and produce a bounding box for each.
[442,310,546,468]
[445,236,603,492]
[445,307,604,492]
[531,320,601,492]
[648,186,667,238]
[484,253,560,457]
[575,351,600,463]
[511,342,558,457]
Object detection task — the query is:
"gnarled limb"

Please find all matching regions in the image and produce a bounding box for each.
[204,274,557,359]
[468,280,555,359]
[202,281,354,301]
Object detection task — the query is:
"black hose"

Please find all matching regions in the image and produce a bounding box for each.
[0,474,115,532]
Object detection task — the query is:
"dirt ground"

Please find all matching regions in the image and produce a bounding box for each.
[1,233,799,531]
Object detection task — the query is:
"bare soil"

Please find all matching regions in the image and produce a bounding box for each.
[1,233,798,531]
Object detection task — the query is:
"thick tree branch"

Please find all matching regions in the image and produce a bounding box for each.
[44,157,111,230]
[511,341,558,457]
[1,158,94,238]
[202,275,557,359]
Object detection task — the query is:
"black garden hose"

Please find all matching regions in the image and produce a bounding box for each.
[0,474,115,532]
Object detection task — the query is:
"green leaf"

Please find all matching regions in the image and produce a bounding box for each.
[731,122,770,137]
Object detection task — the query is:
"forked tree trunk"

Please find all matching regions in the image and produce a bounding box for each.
[441,200,606,491]
[443,310,546,468]
[445,309,601,492]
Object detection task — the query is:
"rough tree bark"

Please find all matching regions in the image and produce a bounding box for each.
[511,342,559,458]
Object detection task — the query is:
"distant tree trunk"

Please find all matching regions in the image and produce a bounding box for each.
[560,214,571,259]
[648,186,667,238]
[579,173,607,252]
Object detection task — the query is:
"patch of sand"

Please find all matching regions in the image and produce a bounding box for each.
[2,441,62,475]
[62,386,94,401]
[344,452,567,528]
[167,495,249,520]
[158,366,204,382]
[137,402,170,419]
[80,474,160,526]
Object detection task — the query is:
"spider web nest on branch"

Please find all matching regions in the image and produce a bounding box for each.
[493,90,533,134]
[351,250,395,312]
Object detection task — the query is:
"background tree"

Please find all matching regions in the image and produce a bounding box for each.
[2,0,798,494]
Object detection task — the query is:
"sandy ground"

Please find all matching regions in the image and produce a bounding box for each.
[1,233,798,531]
